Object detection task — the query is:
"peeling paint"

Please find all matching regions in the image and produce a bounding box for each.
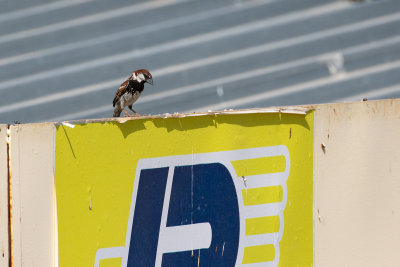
[241,176,247,188]
[197,249,200,267]
[89,196,92,211]
[61,122,75,128]
[321,143,326,154]
[317,209,322,223]
[6,125,12,267]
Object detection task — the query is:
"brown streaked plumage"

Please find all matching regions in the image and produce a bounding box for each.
[113,69,153,117]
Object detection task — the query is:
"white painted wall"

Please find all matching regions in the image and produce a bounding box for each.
[9,124,55,267]
[314,99,400,267]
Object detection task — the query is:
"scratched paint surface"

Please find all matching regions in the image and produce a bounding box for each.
[55,112,313,266]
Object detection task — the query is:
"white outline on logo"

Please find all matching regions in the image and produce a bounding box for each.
[94,145,290,267]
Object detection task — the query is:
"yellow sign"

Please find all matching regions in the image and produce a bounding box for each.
[55,112,314,266]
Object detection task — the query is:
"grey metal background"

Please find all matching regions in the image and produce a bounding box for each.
[0,0,399,123]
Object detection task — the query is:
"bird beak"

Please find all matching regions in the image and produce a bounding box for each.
[146,78,153,85]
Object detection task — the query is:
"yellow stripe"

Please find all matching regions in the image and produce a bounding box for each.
[242,244,275,264]
[231,156,286,177]
[99,257,122,267]
[245,216,280,235]
[242,186,283,205]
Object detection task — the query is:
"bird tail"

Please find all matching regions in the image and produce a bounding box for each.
[113,107,122,117]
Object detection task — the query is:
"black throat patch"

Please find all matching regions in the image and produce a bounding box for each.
[127,79,145,94]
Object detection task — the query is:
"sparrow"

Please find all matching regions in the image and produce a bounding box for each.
[113,69,153,117]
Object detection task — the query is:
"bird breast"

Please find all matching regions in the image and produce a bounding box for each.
[121,91,141,107]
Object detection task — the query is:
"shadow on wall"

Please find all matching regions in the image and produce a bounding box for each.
[110,112,311,139]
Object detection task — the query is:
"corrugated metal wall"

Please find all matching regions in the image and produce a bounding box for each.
[0,0,399,123]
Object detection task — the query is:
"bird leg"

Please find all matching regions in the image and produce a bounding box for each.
[128,105,140,116]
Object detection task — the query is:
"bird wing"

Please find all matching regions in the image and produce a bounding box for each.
[113,79,129,107]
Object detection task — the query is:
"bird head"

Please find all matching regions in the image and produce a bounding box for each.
[132,69,153,85]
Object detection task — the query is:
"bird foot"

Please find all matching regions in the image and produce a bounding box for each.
[123,113,139,117]
[123,111,140,117]
[122,110,134,117]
